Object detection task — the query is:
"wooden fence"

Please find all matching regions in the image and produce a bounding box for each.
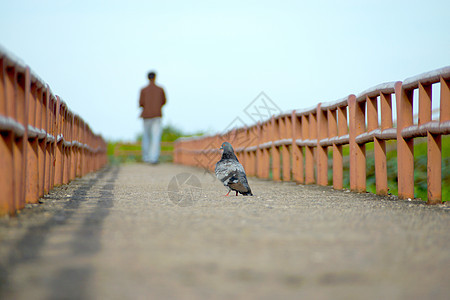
[0,47,107,216]
[174,66,450,204]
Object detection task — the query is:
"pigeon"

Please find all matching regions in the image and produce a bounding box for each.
[215,142,253,196]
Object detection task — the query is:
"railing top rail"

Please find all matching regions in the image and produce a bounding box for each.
[0,44,27,71]
[402,66,450,90]
[176,134,215,143]
[57,97,68,110]
[175,66,450,145]
[294,104,317,116]
[320,96,350,110]
[355,81,397,102]
[1,45,51,92]
[30,69,47,90]
[277,110,293,118]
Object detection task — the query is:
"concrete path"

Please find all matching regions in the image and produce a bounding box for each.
[0,163,449,299]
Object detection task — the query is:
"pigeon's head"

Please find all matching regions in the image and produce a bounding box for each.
[219,142,234,153]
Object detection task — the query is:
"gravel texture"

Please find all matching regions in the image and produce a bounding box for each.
[0,163,449,300]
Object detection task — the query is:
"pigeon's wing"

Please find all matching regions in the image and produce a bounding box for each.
[215,160,243,185]
[228,180,250,193]
[215,160,251,193]
[215,160,231,185]
[215,160,234,185]
[229,169,252,194]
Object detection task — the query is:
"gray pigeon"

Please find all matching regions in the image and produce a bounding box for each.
[215,142,253,196]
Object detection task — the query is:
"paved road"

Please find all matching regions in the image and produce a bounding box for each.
[0,163,449,299]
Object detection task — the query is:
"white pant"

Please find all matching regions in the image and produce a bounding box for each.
[142,117,162,163]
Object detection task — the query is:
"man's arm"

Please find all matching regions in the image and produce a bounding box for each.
[161,89,167,106]
[139,89,144,107]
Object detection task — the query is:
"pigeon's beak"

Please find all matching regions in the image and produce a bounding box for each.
[219,146,223,150]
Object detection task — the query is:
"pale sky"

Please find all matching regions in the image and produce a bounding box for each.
[1,0,449,141]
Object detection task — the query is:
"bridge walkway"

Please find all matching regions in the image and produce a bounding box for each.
[0,163,449,299]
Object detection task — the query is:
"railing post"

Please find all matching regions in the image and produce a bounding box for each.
[271,116,281,181]
[37,87,46,198]
[244,127,252,176]
[70,114,76,180]
[248,126,257,176]
[336,105,348,190]
[417,82,436,203]
[441,77,450,122]
[379,92,393,195]
[242,129,249,171]
[87,127,93,173]
[253,126,258,176]
[26,81,39,204]
[368,94,388,195]
[426,77,449,204]
[349,95,365,192]
[43,89,51,194]
[327,107,340,189]
[174,141,178,164]
[303,113,314,184]
[63,110,70,184]
[256,122,262,178]
[75,116,81,177]
[15,67,30,210]
[262,122,270,179]
[238,129,245,167]
[54,97,63,186]
[81,120,86,176]
[179,140,183,165]
[291,110,304,184]
[179,140,182,164]
[282,115,291,181]
[395,81,414,199]
[0,57,15,215]
[48,94,56,191]
[317,103,328,186]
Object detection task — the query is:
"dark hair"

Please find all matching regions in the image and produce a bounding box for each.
[148,71,156,80]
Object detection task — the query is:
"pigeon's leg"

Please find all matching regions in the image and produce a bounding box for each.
[235,191,238,196]
[225,190,231,196]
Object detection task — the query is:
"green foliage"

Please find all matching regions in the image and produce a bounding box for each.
[107,142,116,156]
[135,124,203,142]
[108,124,205,164]
[161,124,184,142]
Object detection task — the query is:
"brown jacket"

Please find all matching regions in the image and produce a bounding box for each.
[139,83,166,118]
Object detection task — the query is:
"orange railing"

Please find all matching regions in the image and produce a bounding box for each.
[0,48,107,216]
[174,67,450,204]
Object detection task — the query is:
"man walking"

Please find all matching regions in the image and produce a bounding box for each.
[139,71,166,164]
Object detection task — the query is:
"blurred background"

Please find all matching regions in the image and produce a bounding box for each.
[1,0,449,141]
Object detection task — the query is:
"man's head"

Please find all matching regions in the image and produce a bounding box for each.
[148,71,156,82]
